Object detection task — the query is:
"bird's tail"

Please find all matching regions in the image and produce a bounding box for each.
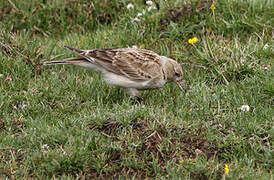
[43,57,89,65]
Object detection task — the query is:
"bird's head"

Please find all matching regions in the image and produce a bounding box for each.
[165,59,186,92]
[172,62,185,92]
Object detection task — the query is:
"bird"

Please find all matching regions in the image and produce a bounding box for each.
[44,46,185,102]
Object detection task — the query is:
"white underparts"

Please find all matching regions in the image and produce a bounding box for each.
[103,72,166,90]
[75,62,106,73]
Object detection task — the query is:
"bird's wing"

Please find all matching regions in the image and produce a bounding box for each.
[84,48,163,81]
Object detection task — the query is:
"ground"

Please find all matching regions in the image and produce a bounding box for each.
[0,0,273,179]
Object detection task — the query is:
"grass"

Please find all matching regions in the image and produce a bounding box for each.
[0,0,273,179]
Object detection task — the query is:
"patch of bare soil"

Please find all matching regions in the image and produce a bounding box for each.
[88,119,222,179]
[0,149,27,179]
[160,1,212,28]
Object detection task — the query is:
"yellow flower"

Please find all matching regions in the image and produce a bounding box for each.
[166,174,169,178]
[224,164,229,175]
[188,37,198,45]
[210,4,216,10]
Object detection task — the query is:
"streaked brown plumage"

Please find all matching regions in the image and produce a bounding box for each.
[44,46,185,101]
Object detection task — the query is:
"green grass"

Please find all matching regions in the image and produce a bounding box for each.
[0,0,273,179]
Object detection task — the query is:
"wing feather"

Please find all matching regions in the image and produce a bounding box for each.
[85,48,162,81]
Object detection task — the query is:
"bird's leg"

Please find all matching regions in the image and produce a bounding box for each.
[124,88,143,104]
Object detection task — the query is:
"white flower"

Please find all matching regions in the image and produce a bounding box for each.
[263,65,270,71]
[132,17,141,22]
[127,3,134,9]
[137,12,143,17]
[19,102,28,109]
[263,44,269,50]
[147,6,157,12]
[240,105,250,112]
[146,1,153,5]
[132,45,138,49]
[42,144,49,150]
[142,9,146,15]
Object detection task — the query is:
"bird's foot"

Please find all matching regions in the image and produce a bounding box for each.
[130,96,144,105]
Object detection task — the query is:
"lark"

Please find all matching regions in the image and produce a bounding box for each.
[44,46,185,101]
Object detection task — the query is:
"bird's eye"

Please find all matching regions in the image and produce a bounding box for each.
[175,72,180,76]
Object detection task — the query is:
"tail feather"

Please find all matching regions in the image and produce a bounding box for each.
[64,46,95,62]
[43,57,89,65]
[44,46,95,66]
[64,46,85,55]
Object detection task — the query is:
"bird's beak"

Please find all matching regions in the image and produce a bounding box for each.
[176,81,187,93]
